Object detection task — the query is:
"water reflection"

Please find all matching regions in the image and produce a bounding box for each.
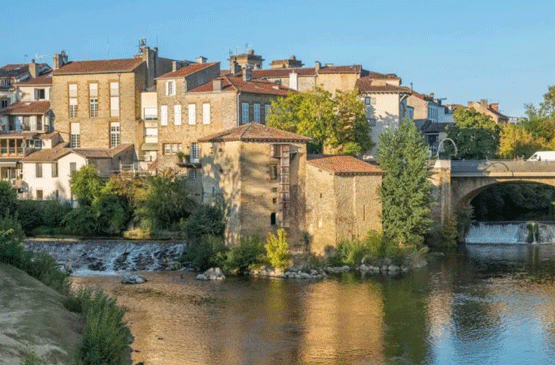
[73,246,555,365]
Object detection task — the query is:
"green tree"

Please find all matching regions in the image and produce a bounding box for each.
[498,123,542,159]
[136,171,195,230]
[69,164,103,206]
[266,87,373,154]
[445,107,500,159]
[377,119,432,246]
[264,228,291,269]
[0,180,18,215]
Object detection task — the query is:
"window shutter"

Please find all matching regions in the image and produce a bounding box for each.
[174,104,182,125]
[203,103,210,124]
[160,105,168,126]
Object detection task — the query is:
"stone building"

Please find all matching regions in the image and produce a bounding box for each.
[305,155,384,254]
[0,60,51,108]
[465,99,509,124]
[156,62,292,172]
[198,123,311,248]
[50,47,186,159]
[355,73,412,153]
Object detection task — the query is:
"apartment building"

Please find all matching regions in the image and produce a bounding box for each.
[156,62,292,172]
[0,59,51,107]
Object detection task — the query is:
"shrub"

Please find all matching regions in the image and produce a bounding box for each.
[182,201,226,242]
[42,200,73,228]
[264,229,291,269]
[63,206,100,236]
[75,288,131,365]
[0,180,18,215]
[17,200,44,235]
[93,193,129,235]
[439,214,458,248]
[20,350,43,365]
[181,235,228,271]
[224,236,264,273]
[326,230,384,266]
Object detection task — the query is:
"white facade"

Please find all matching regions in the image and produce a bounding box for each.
[140,91,158,164]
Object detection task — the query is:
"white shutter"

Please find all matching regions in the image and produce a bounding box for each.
[70,123,79,134]
[188,104,196,125]
[160,105,168,126]
[202,103,210,124]
[174,104,182,125]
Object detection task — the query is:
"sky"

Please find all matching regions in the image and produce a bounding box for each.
[2,0,554,117]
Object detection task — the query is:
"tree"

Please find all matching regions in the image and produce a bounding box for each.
[266,87,373,155]
[135,171,196,230]
[264,228,291,269]
[498,123,543,159]
[377,119,432,246]
[445,107,500,160]
[0,180,18,215]
[69,164,103,206]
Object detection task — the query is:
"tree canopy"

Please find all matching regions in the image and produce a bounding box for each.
[445,107,500,160]
[377,119,432,246]
[498,123,542,159]
[266,87,373,155]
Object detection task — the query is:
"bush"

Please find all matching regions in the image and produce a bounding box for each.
[264,229,291,269]
[20,350,43,365]
[182,202,226,242]
[93,193,129,235]
[180,235,228,271]
[74,288,131,365]
[0,180,18,215]
[42,200,73,228]
[439,214,458,248]
[63,206,100,236]
[224,236,264,273]
[17,200,44,235]
[326,230,384,266]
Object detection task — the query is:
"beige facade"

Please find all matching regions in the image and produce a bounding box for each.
[305,156,383,254]
[467,99,509,123]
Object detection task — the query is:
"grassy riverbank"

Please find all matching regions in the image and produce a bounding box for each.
[0,263,82,365]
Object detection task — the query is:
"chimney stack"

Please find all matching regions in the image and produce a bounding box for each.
[231,60,240,75]
[52,51,68,70]
[480,99,488,109]
[172,61,178,72]
[29,59,37,78]
[243,66,252,82]
[196,56,207,64]
[490,103,499,112]
[213,79,223,92]
[315,61,321,73]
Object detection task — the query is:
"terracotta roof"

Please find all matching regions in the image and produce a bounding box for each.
[15,71,52,86]
[157,62,218,79]
[110,143,134,156]
[251,64,362,79]
[0,131,40,139]
[38,131,60,140]
[189,76,293,96]
[0,101,50,115]
[23,143,132,162]
[220,70,232,77]
[52,58,144,75]
[22,145,72,162]
[198,123,312,143]
[307,155,384,175]
[365,71,400,79]
[0,63,49,78]
[356,78,412,94]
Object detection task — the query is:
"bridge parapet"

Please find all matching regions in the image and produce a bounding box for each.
[451,160,555,176]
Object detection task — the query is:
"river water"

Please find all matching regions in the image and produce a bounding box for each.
[72,245,555,365]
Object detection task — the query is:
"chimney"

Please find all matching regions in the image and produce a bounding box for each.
[490,103,499,112]
[29,59,37,78]
[196,56,207,64]
[480,99,488,110]
[314,61,321,72]
[231,60,240,75]
[213,79,222,92]
[172,61,178,72]
[243,66,252,82]
[52,51,68,70]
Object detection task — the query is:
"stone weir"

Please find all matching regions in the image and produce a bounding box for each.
[25,239,186,275]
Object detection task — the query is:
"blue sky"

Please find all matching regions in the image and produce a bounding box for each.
[3,0,554,117]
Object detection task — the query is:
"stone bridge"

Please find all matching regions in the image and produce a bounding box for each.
[430,159,555,236]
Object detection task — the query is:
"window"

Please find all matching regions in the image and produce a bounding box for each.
[160,105,168,126]
[35,89,46,100]
[270,165,278,180]
[52,163,58,177]
[110,82,119,118]
[36,116,43,131]
[241,103,249,124]
[174,104,182,125]
[188,104,196,125]
[110,122,121,148]
[190,143,200,163]
[270,212,277,226]
[145,127,157,136]
[35,163,43,178]
[1,99,7,108]
[254,103,261,123]
[163,143,182,155]
[166,80,175,96]
[144,107,157,120]
[202,103,210,124]
[189,170,198,181]
[70,162,77,174]
[70,123,80,148]
[68,84,77,118]
[365,97,370,105]
[36,190,43,200]
[89,83,98,117]
[264,104,271,122]
[34,140,41,149]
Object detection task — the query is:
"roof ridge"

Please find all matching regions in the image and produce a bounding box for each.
[239,123,252,140]
[224,76,239,92]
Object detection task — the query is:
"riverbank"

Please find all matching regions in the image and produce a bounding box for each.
[0,263,82,365]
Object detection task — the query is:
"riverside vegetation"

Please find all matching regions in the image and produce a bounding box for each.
[0,218,131,365]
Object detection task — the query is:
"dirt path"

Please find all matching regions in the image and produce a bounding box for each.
[0,263,82,365]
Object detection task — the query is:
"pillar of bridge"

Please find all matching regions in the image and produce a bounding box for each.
[429,159,452,242]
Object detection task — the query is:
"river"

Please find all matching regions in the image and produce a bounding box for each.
[71,244,555,365]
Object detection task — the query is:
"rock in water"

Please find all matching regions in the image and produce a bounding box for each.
[122,273,147,284]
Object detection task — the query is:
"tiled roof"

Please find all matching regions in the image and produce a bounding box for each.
[23,143,133,162]
[251,64,363,79]
[157,62,219,79]
[189,76,293,96]
[198,123,312,143]
[52,58,144,75]
[366,71,400,79]
[15,71,53,86]
[22,145,72,162]
[0,101,50,115]
[0,63,48,78]
[110,143,134,156]
[308,155,384,175]
[0,131,40,139]
[356,77,412,94]
[38,131,60,140]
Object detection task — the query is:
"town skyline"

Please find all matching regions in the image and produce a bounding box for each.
[3,0,554,118]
